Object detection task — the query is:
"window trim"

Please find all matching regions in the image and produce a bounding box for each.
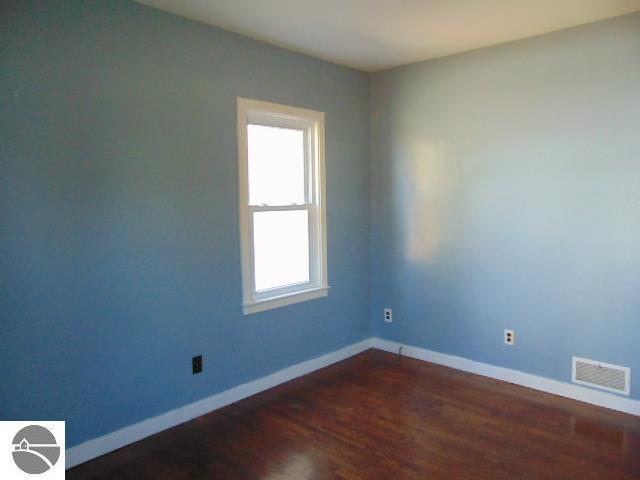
[237,97,328,315]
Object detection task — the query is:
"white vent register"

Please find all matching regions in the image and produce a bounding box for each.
[572,357,630,396]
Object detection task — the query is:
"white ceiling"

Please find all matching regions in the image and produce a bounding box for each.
[135,0,640,71]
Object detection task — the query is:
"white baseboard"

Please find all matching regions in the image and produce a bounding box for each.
[372,337,640,417]
[68,336,639,469]
[66,338,374,469]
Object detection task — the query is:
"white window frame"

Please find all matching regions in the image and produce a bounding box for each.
[237,97,328,315]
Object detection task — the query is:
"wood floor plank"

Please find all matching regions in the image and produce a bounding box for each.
[67,350,640,479]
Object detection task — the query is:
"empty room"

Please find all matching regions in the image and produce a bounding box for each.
[2,1,640,478]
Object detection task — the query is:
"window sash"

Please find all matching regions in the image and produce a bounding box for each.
[247,123,311,207]
[249,205,317,299]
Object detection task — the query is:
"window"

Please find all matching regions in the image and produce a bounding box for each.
[237,98,328,314]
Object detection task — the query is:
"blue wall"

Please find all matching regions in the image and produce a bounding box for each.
[370,13,640,399]
[0,1,371,446]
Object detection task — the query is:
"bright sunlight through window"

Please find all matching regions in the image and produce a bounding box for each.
[248,125,305,206]
[237,98,328,315]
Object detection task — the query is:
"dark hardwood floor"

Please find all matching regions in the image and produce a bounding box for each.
[68,350,640,479]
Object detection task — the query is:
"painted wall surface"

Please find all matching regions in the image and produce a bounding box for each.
[0,1,370,445]
[370,13,640,399]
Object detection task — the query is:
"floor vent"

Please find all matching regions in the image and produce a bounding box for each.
[572,357,630,396]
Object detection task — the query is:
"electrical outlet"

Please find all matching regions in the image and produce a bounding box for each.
[384,308,393,323]
[192,355,203,374]
[504,329,515,346]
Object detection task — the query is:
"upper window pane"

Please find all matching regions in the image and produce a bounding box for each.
[248,124,305,206]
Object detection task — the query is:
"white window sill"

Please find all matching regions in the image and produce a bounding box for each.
[243,286,330,315]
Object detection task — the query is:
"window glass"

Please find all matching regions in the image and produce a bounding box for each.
[252,210,310,291]
[248,124,305,206]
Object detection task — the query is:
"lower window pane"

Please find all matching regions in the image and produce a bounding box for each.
[253,210,310,292]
